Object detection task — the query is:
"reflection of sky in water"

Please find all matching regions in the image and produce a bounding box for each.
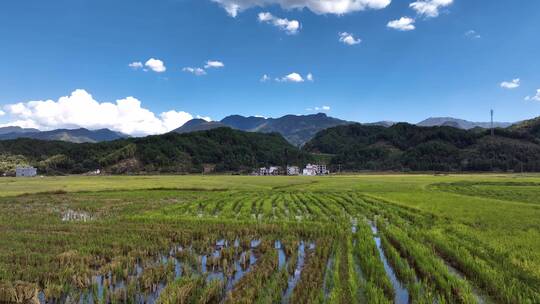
[40,238,315,304]
[369,222,409,304]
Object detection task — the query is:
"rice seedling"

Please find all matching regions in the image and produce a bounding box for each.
[1,174,539,303]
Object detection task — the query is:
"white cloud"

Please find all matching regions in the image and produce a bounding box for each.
[128,61,143,69]
[213,0,391,17]
[465,30,481,39]
[306,73,314,82]
[0,110,4,116]
[183,67,207,76]
[339,32,361,45]
[525,89,540,102]
[410,0,453,18]
[258,12,300,34]
[500,78,520,89]
[196,115,213,121]
[0,90,206,136]
[387,17,416,31]
[260,74,271,82]
[145,58,166,73]
[204,60,225,69]
[307,105,331,112]
[278,72,304,82]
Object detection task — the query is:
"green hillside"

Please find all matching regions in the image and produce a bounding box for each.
[0,128,311,175]
[303,122,540,172]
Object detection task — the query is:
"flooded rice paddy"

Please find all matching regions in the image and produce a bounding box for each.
[2,179,539,304]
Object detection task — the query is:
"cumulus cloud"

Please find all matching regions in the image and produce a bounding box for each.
[281,73,304,82]
[205,60,225,69]
[183,67,208,76]
[465,30,481,39]
[525,89,540,102]
[277,72,304,82]
[258,12,300,34]
[128,61,144,69]
[500,78,520,89]
[212,0,391,17]
[261,72,313,83]
[387,17,416,31]
[339,32,361,45]
[144,58,166,73]
[410,0,453,18]
[0,90,206,136]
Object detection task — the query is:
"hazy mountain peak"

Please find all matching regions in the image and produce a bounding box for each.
[417,117,512,130]
[0,127,128,143]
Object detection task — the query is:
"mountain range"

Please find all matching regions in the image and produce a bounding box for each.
[0,115,516,145]
[1,116,539,175]
[304,118,540,172]
[0,126,40,135]
[417,117,513,129]
[0,128,309,175]
[174,113,352,146]
[0,127,128,143]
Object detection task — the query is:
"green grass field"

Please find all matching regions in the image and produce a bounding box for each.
[1,174,539,303]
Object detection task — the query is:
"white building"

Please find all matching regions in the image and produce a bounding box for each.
[258,167,269,176]
[303,164,329,176]
[287,166,300,176]
[303,166,317,176]
[16,167,37,177]
[268,166,280,175]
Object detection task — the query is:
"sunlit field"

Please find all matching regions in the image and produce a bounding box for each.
[1,174,539,303]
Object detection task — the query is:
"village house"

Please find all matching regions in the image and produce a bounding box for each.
[268,166,281,175]
[287,166,300,176]
[16,166,37,177]
[258,167,269,176]
[302,164,329,176]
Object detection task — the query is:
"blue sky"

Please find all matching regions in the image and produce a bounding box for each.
[0,0,539,135]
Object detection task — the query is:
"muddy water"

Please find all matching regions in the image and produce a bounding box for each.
[61,209,93,222]
[370,223,410,304]
[275,240,287,269]
[444,260,491,304]
[282,241,308,304]
[36,238,303,304]
[322,254,335,300]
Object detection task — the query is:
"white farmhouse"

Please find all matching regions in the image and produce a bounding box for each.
[16,167,37,177]
[303,164,318,176]
[268,166,281,175]
[287,166,300,176]
[303,164,329,176]
[259,167,269,176]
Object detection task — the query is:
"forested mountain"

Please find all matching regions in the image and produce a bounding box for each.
[0,128,310,175]
[417,117,513,129]
[303,121,540,172]
[173,119,228,133]
[178,113,352,146]
[509,116,540,138]
[220,115,267,130]
[0,128,128,143]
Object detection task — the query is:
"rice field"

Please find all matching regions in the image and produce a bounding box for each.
[1,174,539,303]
